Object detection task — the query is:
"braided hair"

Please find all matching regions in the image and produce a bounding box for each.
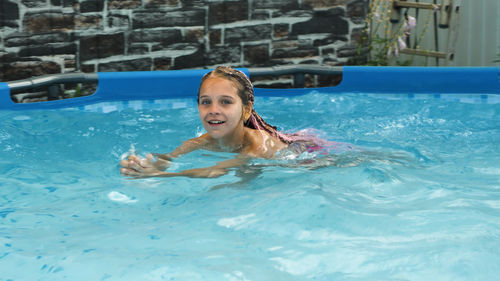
[197,66,294,144]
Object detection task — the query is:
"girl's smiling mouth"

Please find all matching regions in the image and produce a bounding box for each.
[207,120,225,126]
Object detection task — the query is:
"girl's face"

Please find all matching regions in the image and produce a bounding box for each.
[198,76,250,140]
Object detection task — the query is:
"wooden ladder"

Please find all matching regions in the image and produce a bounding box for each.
[390,0,461,65]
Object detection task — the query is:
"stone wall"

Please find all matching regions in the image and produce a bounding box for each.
[0,0,368,87]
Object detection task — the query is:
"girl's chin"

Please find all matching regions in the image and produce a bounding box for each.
[206,131,227,139]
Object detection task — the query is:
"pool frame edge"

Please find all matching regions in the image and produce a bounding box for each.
[1,66,499,110]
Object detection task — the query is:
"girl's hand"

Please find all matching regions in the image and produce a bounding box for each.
[120,153,237,179]
[120,154,171,177]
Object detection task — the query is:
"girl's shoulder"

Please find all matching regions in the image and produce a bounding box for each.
[190,133,228,151]
[244,128,288,158]
[187,134,212,147]
[176,134,212,151]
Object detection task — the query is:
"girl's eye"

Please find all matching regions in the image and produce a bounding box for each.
[221,99,232,105]
[200,99,210,105]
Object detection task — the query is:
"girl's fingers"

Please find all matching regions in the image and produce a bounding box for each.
[139,158,151,167]
[121,167,155,178]
[120,154,163,177]
[120,159,140,169]
[121,167,137,175]
[123,156,149,168]
[135,162,145,171]
[128,155,140,162]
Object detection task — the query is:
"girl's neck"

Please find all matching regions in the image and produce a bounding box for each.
[216,126,247,152]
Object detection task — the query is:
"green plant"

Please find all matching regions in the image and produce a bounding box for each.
[64,84,83,98]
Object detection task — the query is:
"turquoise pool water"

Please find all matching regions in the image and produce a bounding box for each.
[1,92,499,280]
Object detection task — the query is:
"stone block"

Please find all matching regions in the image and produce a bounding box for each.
[19,43,76,56]
[303,0,346,9]
[207,45,241,65]
[250,10,270,20]
[0,52,18,64]
[347,0,368,24]
[151,42,197,52]
[108,0,141,10]
[185,28,205,43]
[153,57,172,70]
[181,1,206,8]
[297,38,313,49]
[322,57,341,65]
[243,44,269,65]
[273,24,289,38]
[50,0,61,6]
[303,73,316,88]
[80,33,125,61]
[209,1,248,25]
[133,9,205,28]
[80,63,95,73]
[253,0,299,10]
[5,32,73,47]
[75,15,103,30]
[145,0,180,8]
[24,12,75,33]
[0,20,18,28]
[321,47,335,55]
[98,58,153,72]
[272,40,298,50]
[128,44,149,55]
[209,29,221,46]
[313,34,347,47]
[64,58,75,69]
[80,0,104,13]
[317,73,342,86]
[173,46,205,69]
[337,45,357,58]
[272,10,312,18]
[1,61,61,81]
[1,1,19,20]
[130,29,182,44]
[271,47,318,59]
[225,24,272,43]
[63,0,77,7]
[299,59,320,64]
[22,0,47,8]
[291,8,348,36]
[108,13,130,29]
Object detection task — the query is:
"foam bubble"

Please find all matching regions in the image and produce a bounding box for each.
[108,191,137,203]
[217,213,257,230]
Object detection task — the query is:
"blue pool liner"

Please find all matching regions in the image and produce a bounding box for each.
[1,66,499,110]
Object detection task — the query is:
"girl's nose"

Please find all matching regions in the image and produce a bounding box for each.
[208,103,220,114]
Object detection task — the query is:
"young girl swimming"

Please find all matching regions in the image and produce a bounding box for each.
[120,66,324,178]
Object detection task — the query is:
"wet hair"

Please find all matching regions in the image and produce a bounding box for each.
[197,66,295,144]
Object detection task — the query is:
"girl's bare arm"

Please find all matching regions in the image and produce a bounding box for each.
[120,135,210,176]
[153,135,211,160]
[122,156,249,179]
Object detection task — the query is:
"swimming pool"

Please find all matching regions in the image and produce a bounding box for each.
[1,67,499,280]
